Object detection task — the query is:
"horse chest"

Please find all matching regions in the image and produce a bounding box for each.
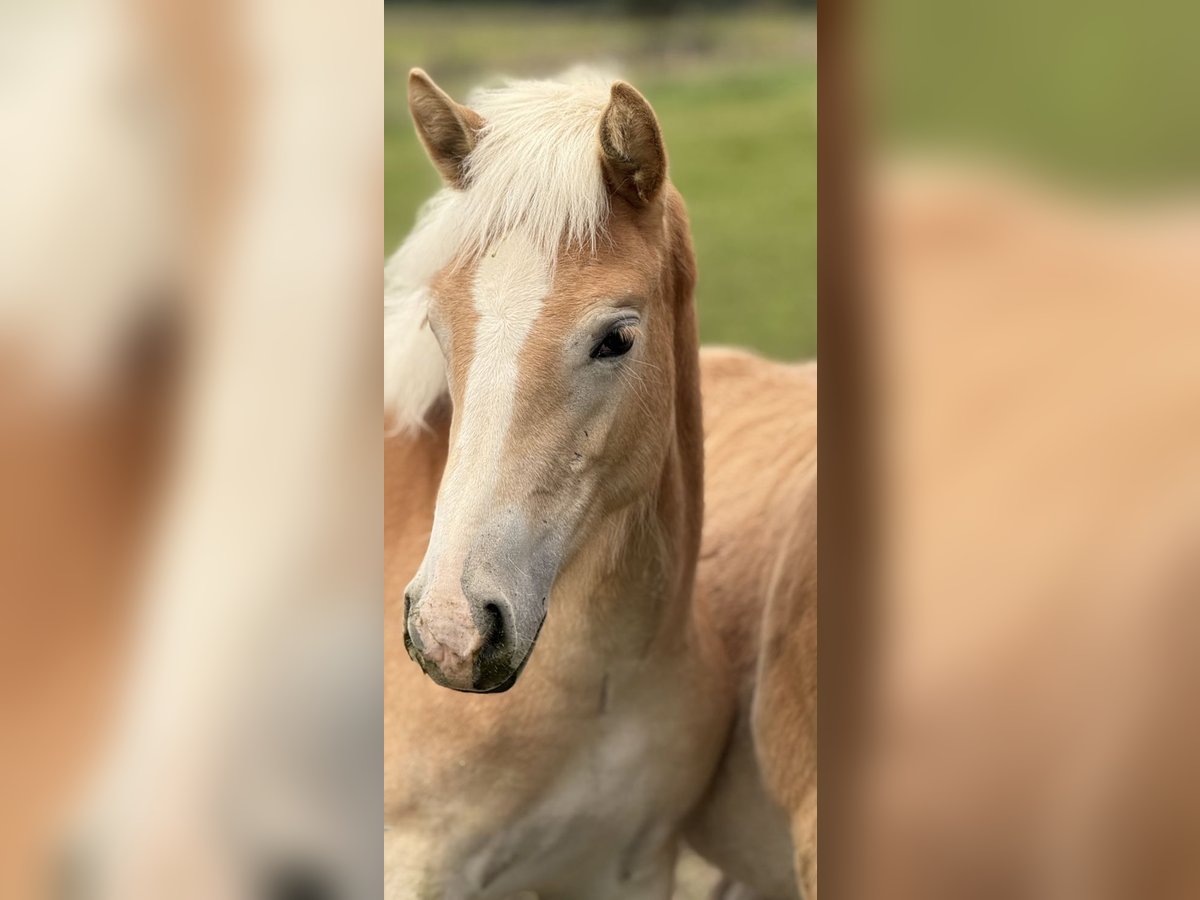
[384,681,696,900]
[457,712,678,898]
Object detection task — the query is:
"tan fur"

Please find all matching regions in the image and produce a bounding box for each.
[684,352,818,900]
[753,470,818,898]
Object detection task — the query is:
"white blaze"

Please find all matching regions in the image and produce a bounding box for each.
[426,230,551,580]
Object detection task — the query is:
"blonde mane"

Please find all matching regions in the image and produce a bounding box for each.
[385,68,616,434]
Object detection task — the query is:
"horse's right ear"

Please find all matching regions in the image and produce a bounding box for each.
[408,69,484,189]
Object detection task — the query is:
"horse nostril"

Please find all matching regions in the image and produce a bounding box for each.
[480,602,506,653]
[476,601,514,675]
[473,600,528,692]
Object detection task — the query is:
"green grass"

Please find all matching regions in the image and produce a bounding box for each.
[386,5,816,361]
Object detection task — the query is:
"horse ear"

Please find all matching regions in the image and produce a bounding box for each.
[408,69,484,189]
[599,81,666,207]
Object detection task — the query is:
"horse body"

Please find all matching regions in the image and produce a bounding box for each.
[685,351,818,900]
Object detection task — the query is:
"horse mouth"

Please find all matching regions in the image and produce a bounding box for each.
[465,614,542,693]
[402,592,547,694]
[471,646,533,694]
[411,653,527,694]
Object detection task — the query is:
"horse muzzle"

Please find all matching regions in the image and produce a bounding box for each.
[403,587,536,693]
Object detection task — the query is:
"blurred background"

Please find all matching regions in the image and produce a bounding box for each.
[834,0,1200,897]
[386,0,817,361]
[871,0,1200,190]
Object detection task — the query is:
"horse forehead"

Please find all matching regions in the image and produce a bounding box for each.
[433,255,631,330]
[546,232,661,315]
[473,231,553,318]
[432,213,660,337]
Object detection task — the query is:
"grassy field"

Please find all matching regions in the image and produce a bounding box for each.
[386,4,816,361]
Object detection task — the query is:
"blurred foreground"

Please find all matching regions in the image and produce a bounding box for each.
[1,0,380,896]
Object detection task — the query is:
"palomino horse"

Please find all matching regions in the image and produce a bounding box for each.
[385,68,817,898]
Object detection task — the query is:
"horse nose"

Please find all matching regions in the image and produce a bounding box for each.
[405,594,485,689]
[403,585,520,692]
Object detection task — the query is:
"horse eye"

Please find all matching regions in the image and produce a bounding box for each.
[591,327,634,360]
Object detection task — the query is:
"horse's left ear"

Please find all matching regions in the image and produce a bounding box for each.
[599,82,666,207]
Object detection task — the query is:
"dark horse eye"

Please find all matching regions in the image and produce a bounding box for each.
[591,327,634,359]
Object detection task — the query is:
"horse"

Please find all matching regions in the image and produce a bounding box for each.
[384,68,818,899]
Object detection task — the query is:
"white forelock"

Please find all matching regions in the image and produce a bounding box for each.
[384,68,616,434]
